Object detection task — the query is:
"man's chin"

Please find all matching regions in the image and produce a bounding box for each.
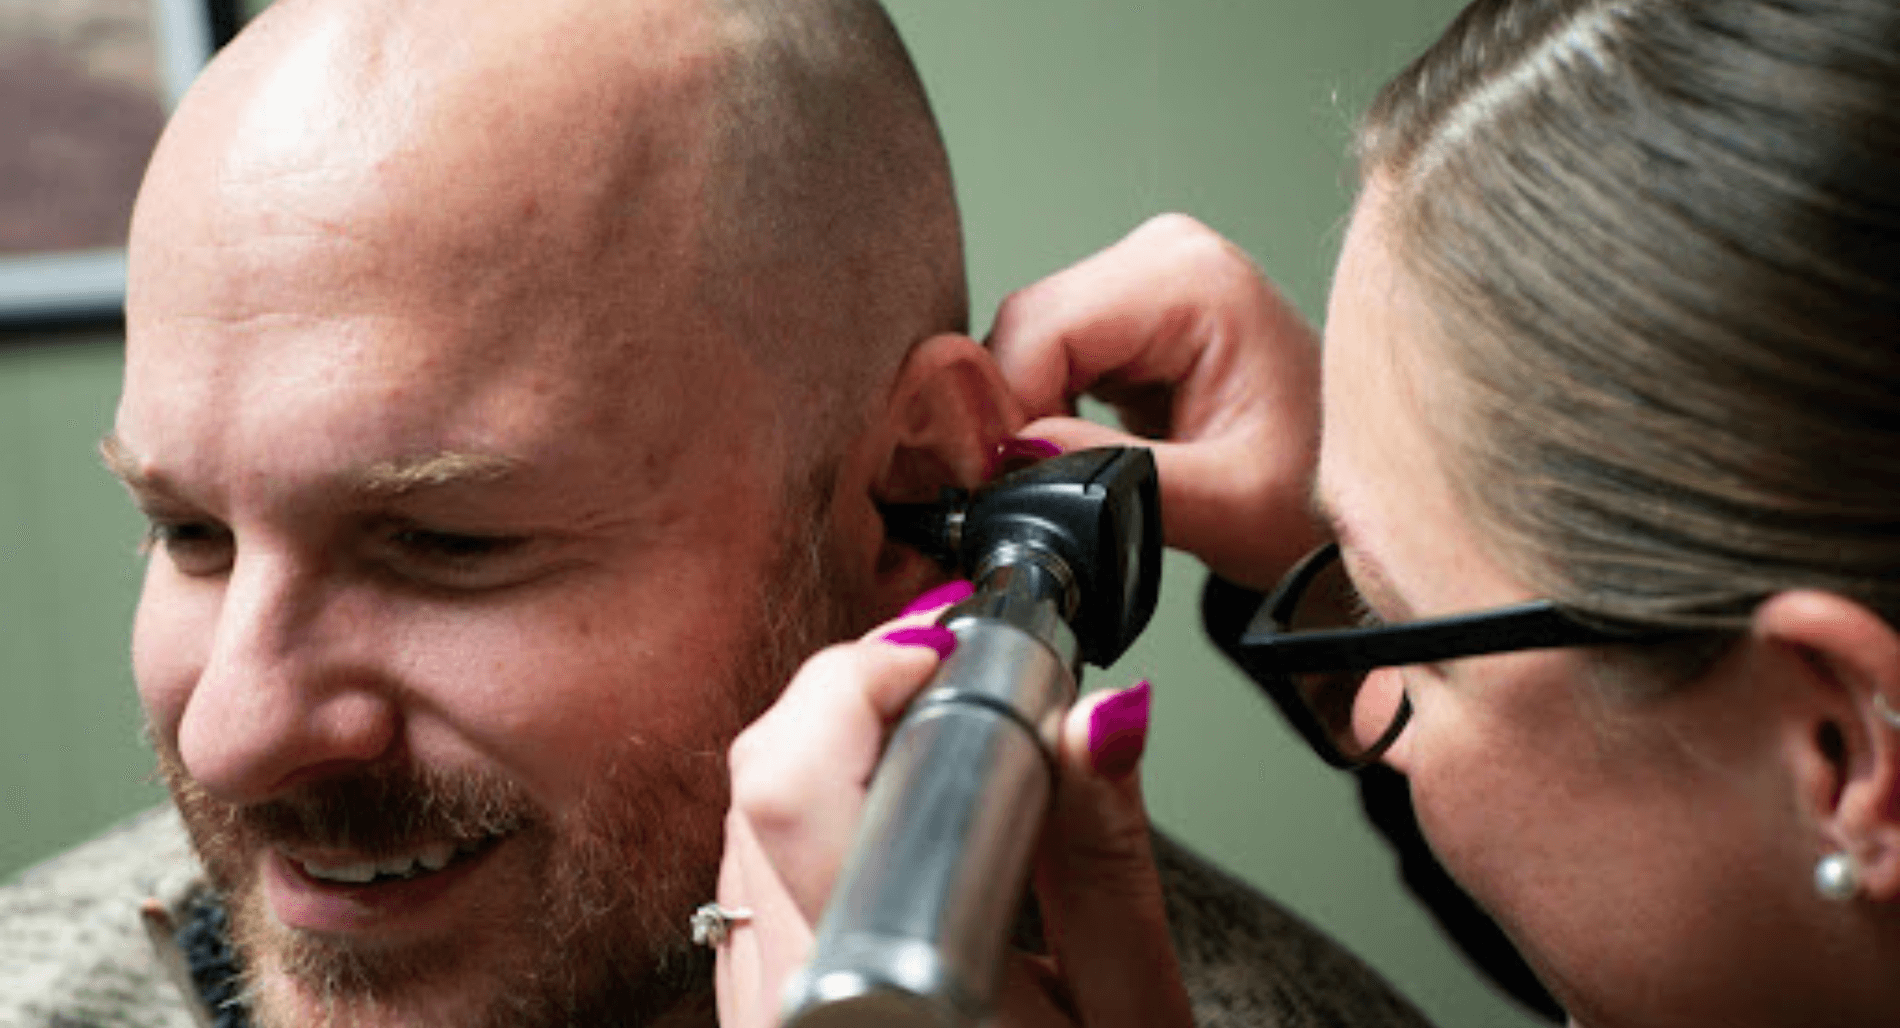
[246,955,483,1028]
[247,965,718,1028]
[232,869,522,1028]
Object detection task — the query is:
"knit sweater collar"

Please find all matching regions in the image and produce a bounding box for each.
[165,889,249,1028]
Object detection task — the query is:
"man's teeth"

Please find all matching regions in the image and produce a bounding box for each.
[300,841,469,884]
[303,859,379,884]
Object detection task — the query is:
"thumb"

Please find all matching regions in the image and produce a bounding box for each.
[1030,681,1193,1028]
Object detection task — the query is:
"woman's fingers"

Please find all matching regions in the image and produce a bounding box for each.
[726,622,951,921]
[986,214,1323,589]
[988,214,1259,420]
[715,810,817,1028]
[1021,681,1195,1028]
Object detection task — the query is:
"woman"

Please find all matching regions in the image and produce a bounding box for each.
[716,0,1900,1025]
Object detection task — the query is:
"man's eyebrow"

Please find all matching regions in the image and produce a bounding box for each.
[354,452,520,496]
[98,435,518,498]
[100,433,160,491]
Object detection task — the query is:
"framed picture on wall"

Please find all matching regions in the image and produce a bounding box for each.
[0,0,240,328]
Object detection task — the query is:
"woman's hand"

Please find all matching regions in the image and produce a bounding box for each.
[988,214,1324,590]
[714,588,1194,1028]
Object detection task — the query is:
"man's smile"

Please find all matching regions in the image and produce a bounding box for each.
[264,832,514,935]
[293,841,459,885]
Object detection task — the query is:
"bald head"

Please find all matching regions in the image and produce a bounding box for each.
[130,0,960,469]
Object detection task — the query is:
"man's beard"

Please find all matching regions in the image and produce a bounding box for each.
[158,488,860,1028]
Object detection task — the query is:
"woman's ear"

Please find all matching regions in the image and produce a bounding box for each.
[1755,591,1900,901]
[874,333,1026,502]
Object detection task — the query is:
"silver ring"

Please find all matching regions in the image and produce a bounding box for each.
[690,902,754,947]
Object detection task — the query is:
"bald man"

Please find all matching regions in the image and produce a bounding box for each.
[0,2,1435,1027]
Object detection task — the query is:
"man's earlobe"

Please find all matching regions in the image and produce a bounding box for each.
[1756,591,1900,902]
[873,333,1025,502]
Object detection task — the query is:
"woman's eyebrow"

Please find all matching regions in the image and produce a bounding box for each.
[1310,485,1415,623]
[1308,484,1346,548]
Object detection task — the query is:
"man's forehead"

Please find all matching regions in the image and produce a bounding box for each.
[122,309,740,453]
[218,0,730,180]
[137,0,731,308]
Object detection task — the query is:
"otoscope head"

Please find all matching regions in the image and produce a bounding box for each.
[879,446,1162,668]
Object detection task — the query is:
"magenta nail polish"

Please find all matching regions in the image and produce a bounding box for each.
[879,625,958,659]
[901,579,974,615]
[1089,680,1151,778]
[987,437,1064,478]
[1002,437,1063,461]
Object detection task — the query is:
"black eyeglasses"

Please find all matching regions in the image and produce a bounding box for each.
[1229,543,1674,769]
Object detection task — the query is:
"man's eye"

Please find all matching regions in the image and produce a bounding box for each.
[142,520,235,576]
[378,527,537,590]
[390,529,527,561]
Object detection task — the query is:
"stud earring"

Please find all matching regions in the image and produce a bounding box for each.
[1815,851,1860,902]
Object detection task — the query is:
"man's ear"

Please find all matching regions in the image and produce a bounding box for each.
[1756,590,1900,901]
[874,333,1025,501]
[834,333,1025,617]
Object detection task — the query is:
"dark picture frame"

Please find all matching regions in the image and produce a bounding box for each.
[0,0,241,328]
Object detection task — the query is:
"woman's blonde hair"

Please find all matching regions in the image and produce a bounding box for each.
[1359,0,1900,656]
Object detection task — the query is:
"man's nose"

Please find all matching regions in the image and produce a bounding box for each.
[174,553,399,806]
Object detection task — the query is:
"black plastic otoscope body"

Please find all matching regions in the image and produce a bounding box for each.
[779,446,1162,1028]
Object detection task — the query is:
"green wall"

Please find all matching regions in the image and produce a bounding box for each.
[1,2,1547,1026]
[0,335,163,877]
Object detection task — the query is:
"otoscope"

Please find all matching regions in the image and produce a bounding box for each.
[779,446,1162,1028]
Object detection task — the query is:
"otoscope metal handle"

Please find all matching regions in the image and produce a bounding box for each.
[780,563,1078,1028]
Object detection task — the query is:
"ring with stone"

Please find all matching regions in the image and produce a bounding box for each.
[690,902,754,947]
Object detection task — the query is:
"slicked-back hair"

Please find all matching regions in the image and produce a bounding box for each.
[1359,0,1900,667]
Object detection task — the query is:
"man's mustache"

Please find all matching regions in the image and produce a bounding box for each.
[160,749,536,857]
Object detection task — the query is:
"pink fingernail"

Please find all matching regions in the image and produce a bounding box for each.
[1089,680,1151,778]
[987,437,1064,478]
[901,579,974,615]
[1003,437,1063,460]
[879,625,958,659]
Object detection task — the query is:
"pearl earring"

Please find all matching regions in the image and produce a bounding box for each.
[1815,851,1860,901]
